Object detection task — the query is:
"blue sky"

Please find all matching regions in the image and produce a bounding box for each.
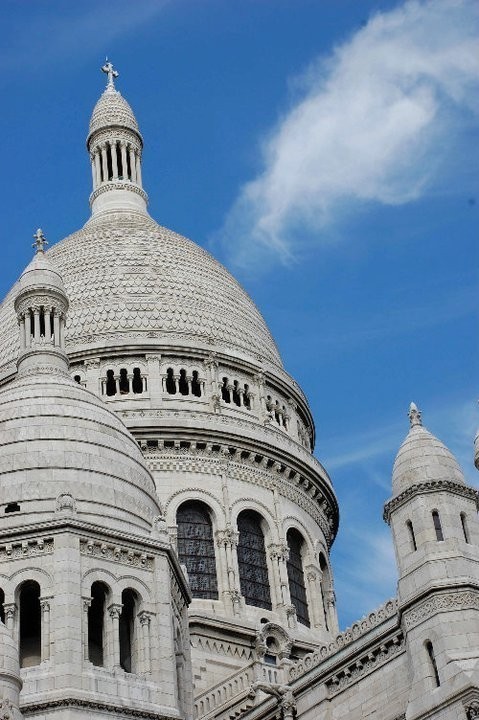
[1,0,478,629]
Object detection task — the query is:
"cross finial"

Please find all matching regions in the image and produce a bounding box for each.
[101,58,119,89]
[32,228,48,254]
[408,402,422,428]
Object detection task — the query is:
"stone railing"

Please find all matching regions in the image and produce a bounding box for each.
[289,598,398,680]
[194,663,254,719]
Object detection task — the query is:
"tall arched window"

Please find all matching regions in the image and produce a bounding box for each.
[460,513,470,544]
[406,520,417,551]
[237,510,271,610]
[426,640,440,687]
[166,368,176,394]
[19,580,41,668]
[286,529,310,627]
[88,581,108,666]
[106,369,116,396]
[120,589,138,673]
[432,510,444,541]
[132,367,143,394]
[177,502,218,599]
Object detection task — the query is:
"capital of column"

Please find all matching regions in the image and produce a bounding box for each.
[138,610,154,626]
[39,596,53,612]
[82,596,93,612]
[3,602,17,621]
[216,528,239,548]
[269,542,289,562]
[108,603,123,620]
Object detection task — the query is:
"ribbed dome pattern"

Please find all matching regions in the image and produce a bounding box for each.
[392,424,465,496]
[89,87,140,136]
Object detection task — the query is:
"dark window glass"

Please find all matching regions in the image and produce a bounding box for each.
[120,589,137,673]
[287,529,310,626]
[19,581,41,667]
[177,502,218,600]
[237,511,271,610]
[88,582,108,666]
[432,511,444,541]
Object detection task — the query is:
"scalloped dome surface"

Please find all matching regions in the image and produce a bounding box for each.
[89,88,139,135]
[392,424,465,495]
[0,213,282,369]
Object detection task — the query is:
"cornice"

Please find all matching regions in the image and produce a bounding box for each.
[20,698,172,719]
[383,479,479,523]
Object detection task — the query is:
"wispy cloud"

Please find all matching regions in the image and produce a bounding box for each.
[218,0,479,266]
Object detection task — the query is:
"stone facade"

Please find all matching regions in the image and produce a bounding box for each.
[0,67,477,720]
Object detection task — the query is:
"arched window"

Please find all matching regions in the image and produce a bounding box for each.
[106,369,116,396]
[286,529,310,627]
[221,377,230,403]
[243,384,251,409]
[237,510,271,610]
[178,369,189,395]
[119,368,129,394]
[132,367,143,394]
[107,145,113,180]
[166,368,176,395]
[191,370,202,397]
[119,589,138,673]
[88,581,108,666]
[460,513,470,544]
[432,511,444,541]
[426,640,440,687]
[319,553,331,632]
[19,580,41,668]
[232,381,241,406]
[0,588,4,624]
[406,520,417,551]
[116,143,123,179]
[177,502,218,600]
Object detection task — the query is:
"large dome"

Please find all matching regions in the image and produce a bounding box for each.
[0,212,282,372]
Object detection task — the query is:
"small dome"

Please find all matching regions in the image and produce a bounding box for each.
[88,87,140,138]
[0,621,20,681]
[16,248,66,298]
[0,370,160,535]
[392,406,465,495]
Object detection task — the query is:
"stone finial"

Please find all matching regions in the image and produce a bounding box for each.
[101,59,119,89]
[32,228,48,254]
[408,402,422,428]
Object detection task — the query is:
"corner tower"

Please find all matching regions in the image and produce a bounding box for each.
[384,404,479,719]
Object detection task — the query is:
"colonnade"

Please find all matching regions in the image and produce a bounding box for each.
[90,140,142,188]
[18,306,65,350]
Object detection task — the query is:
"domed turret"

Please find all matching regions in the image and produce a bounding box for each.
[392,402,465,496]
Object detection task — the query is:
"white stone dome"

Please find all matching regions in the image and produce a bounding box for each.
[392,422,465,496]
[0,369,160,534]
[17,249,66,297]
[88,87,140,138]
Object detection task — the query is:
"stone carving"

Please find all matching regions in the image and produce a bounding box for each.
[403,589,479,629]
[384,479,479,522]
[56,492,76,514]
[0,538,53,560]
[80,538,153,570]
[466,700,479,719]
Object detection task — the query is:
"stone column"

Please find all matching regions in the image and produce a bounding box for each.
[58,313,65,348]
[304,565,323,628]
[82,597,92,661]
[136,151,142,186]
[25,311,31,347]
[111,141,119,180]
[120,141,128,180]
[44,307,51,342]
[254,371,267,421]
[33,307,40,341]
[138,611,153,675]
[94,150,102,185]
[19,316,26,350]
[129,146,137,183]
[100,144,108,182]
[3,603,16,634]
[53,311,60,346]
[91,154,97,187]
[40,596,52,662]
[108,603,122,669]
[204,353,220,412]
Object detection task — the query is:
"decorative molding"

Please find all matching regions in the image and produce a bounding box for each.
[289,598,398,680]
[20,698,171,719]
[80,538,153,570]
[384,480,479,523]
[0,537,54,561]
[403,589,479,630]
[89,181,148,205]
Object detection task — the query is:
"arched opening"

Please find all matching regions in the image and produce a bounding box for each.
[132,367,143,394]
[107,145,113,180]
[126,146,132,179]
[191,370,202,397]
[426,640,440,687]
[221,377,231,403]
[319,553,331,632]
[460,513,470,544]
[116,143,123,179]
[39,308,46,337]
[106,369,116,396]
[119,589,138,673]
[432,510,444,541]
[74,374,82,384]
[237,510,271,610]
[232,381,241,406]
[119,368,129,394]
[176,501,218,599]
[19,580,41,668]
[243,384,251,409]
[166,368,176,395]
[178,369,189,396]
[406,520,417,551]
[264,636,278,665]
[286,529,310,627]
[88,581,108,666]
[0,588,4,624]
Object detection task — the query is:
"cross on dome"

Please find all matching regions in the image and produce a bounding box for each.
[32,228,48,254]
[101,59,119,89]
[408,402,422,428]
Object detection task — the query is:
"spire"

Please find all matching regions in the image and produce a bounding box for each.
[14,229,69,377]
[408,402,422,428]
[86,63,148,217]
[101,58,119,91]
[32,227,48,254]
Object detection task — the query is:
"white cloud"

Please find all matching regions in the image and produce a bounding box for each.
[219,0,479,265]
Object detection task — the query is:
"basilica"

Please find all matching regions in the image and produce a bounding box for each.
[0,64,477,720]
